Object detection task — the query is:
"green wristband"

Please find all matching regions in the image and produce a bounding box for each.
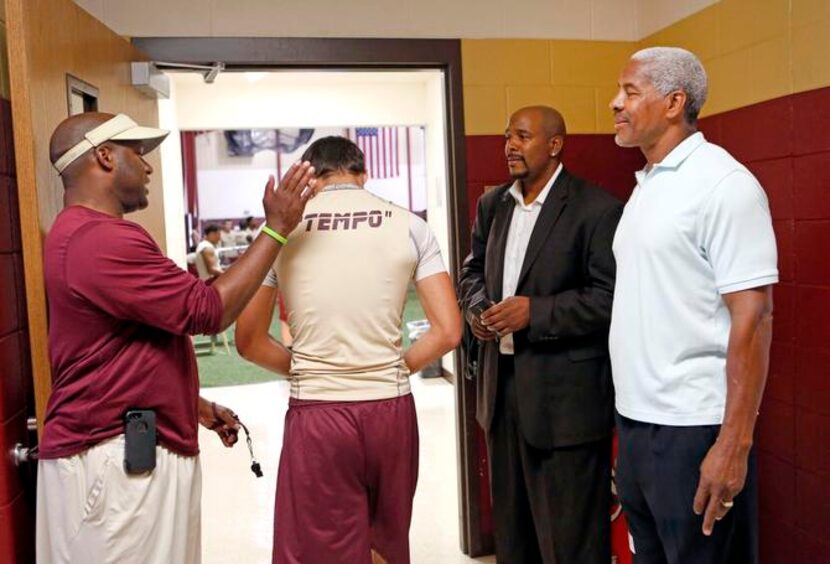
[261,225,288,245]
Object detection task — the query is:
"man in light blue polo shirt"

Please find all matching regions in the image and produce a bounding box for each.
[609,47,777,564]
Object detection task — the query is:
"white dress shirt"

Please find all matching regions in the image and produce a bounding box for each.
[500,164,563,354]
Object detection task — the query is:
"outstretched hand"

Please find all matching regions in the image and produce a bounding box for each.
[262,161,317,236]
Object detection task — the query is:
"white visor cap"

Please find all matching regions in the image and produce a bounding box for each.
[53,114,169,174]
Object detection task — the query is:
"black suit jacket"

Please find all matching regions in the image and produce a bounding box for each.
[459,169,623,449]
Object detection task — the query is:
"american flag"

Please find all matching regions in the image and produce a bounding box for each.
[350,127,400,179]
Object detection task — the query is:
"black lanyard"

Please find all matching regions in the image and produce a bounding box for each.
[233,415,263,478]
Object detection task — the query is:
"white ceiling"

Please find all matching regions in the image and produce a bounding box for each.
[74,0,718,42]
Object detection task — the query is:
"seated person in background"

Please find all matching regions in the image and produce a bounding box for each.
[195,224,224,280]
[240,215,258,244]
[188,226,201,253]
[235,136,461,564]
[220,219,237,248]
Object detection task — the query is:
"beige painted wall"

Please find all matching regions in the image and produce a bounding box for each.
[462,39,633,135]
[462,0,830,135]
[640,0,830,116]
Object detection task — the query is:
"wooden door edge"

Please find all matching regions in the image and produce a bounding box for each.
[6,0,53,435]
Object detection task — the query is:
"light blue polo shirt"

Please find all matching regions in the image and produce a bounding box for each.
[609,132,778,426]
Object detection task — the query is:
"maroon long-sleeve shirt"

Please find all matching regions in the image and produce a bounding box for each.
[40,206,223,459]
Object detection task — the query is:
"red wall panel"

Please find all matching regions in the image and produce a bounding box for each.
[792,88,830,155]
[704,87,830,563]
[795,530,830,563]
[773,220,795,282]
[760,514,796,564]
[772,283,796,344]
[759,452,797,525]
[796,287,830,348]
[0,98,14,177]
[793,153,830,220]
[766,342,795,405]
[0,412,28,507]
[747,158,793,221]
[0,493,34,564]
[0,177,17,253]
[795,221,830,285]
[0,254,20,336]
[796,409,830,477]
[558,135,644,202]
[0,97,35,563]
[796,469,830,539]
[698,113,723,146]
[0,332,26,425]
[464,132,643,217]
[719,96,793,163]
[796,347,830,415]
[758,398,796,464]
[465,135,510,185]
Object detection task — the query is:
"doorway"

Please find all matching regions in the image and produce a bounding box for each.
[134,36,489,558]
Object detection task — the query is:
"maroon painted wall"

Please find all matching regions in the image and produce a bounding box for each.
[0,97,36,562]
[703,87,830,563]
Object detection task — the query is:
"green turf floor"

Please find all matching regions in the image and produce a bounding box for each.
[197,285,427,387]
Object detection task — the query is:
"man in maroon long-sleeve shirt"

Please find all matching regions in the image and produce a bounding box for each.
[36,112,315,564]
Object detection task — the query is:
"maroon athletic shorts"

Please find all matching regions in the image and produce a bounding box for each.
[272,394,419,564]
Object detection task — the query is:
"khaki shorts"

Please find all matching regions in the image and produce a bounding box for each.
[37,435,201,564]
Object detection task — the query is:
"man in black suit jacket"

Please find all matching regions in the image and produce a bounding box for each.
[459,106,622,563]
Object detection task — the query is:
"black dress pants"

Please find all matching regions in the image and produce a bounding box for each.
[487,357,611,564]
[615,413,758,564]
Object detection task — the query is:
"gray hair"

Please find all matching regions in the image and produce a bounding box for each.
[631,47,708,125]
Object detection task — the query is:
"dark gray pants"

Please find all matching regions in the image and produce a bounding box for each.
[487,360,611,564]
[615,413,758,564]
